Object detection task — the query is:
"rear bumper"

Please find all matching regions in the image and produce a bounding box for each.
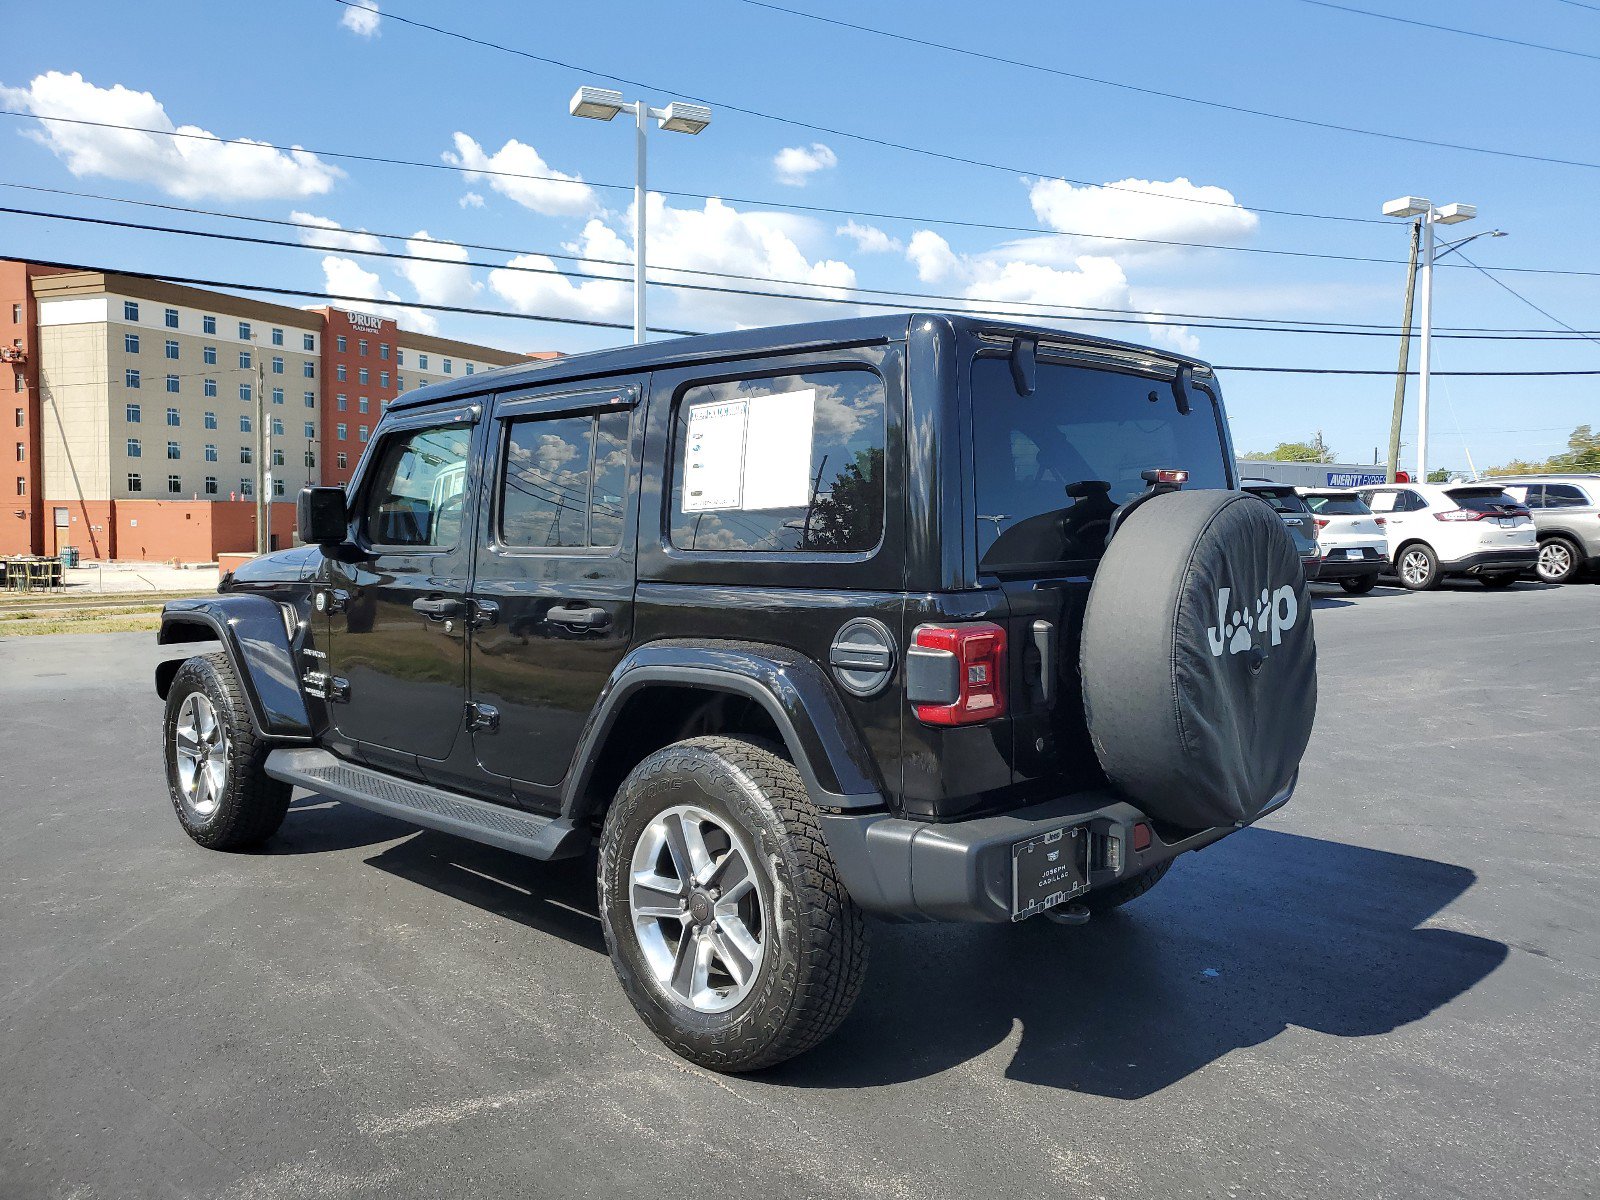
[1301,556,1323,581]
[1443,547,1537,575]
[1315,553,1388,580]
[818,776,1296,923]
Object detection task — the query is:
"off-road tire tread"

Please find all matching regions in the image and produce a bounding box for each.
[600,735,867,1073]
[1082,859,1174,912]
[164,652,292,850]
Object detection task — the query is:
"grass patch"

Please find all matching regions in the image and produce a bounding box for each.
[0,606,165,637]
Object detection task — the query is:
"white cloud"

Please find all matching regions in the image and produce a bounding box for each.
[320,255,438,335]
[907,230,961,283]
[289,211,383,255]
[490,220,633,326]
[773,142,838,187]
[444,133,596,216]
[459,191,485,209]
[836,220,902,254]
[339,0,381,37]
[398,231,481,307]
[0,71,342,201]
[1019,175,1258,261]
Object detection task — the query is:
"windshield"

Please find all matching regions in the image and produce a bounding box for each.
[1303,493,1370,515]
[971,355,1229,572]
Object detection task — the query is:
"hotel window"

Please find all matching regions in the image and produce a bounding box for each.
[241,445,253,464]
[465,363,475,376]
[125,369,141,389]
[304,449,316,469]
[272,448,284,467]
[127,438,142,458]
[336,394,347,411]
[239,383,252,402]
[14,442,22,461]
[358,397,369,414]
[202,315,216,335]
[166,375,180,394]
[272,478,285,497]
[336,364,347,382]
[165,339,179,360]
[166,407,180,427]
[303,361,315,378]
[126,402,141,423]
[11,303,19,323]
[336,336,348,352]
[303,421,315,439]
[15,477,23,497]
[167,441,181,460]
[358,425,368,442]
[379,371,389,388]
[128,473,142,492]
[395,349,404,366]
[336,451,348,469]
[396,376,405,390]
[204,378,217,398]
[203,411,217,430]
[13,407,20,425]
[11,370,20,393]
[358,339,368,356]
[205,476,218,495]
[167,474,182,494]
[238,321,251,340]
[239,350,252,369]
[271,418,284,437]
[443,359,453,375]
[241,478,253,497]
[303,333,315,351]
[204,444,218,462]
[203,345,217,365]
[240,415,252,433]
[304,391,316,408]
[379,343,389,360]
[164,307,179,329]
[125,333,140,354]
[272,356,284,375]
[271,327,284,347]
[272,387,284,406]
[418,353,429,370]
[358,368,369,385]
[124,301,140,322]
[336,423,347,440]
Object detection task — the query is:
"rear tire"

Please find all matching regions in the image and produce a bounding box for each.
[1339,573,1380,595]
[1479,572,1519,589]
[1396,543,1441,591]
[598,735,867,1072]
[1537,536,1582,584]
[1083,860,1174,913]
[162,653,292,850]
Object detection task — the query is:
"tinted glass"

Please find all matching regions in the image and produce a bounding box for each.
[1303,493,1370,515]
[1544,483,1591,508]
[362,424,472,548]
[1447,487,1520,513]
[1247,488,1309,514]
[590,411,630,548]
[972,357,1228,570]
[501,415,593,548]
[669,369,886,553]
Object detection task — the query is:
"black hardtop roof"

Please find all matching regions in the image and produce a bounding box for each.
[389,312,1212,413]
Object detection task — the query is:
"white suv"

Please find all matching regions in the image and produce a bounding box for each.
[1356,483,1536,591]
[1297,489,1389,594]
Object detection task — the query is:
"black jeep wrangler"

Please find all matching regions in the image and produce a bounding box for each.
[155,314,1317,1072]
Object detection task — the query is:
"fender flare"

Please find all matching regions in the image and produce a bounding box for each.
[564,639,886,819]
[155,595,313,740]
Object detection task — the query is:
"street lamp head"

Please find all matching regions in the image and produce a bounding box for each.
[1383,196,1432,219]
[1435,202,1476,225]
[570,86,626,121]
[658,102,712,135]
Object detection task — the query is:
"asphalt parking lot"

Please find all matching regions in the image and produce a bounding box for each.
[2,579,1596,1199]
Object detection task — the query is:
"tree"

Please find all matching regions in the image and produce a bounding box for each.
[1240,432,1337,464]
[1426,468,1452,483]
[1484,425,1600,476]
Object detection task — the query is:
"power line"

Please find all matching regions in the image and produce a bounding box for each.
[1554,0,1600,12]
[1457,250,1600,349]
[15,202,1600,340]
[731,0,1600,171]
[1216,366,1600,375]
[1297,0,1600,61]
[329,0,1389,226]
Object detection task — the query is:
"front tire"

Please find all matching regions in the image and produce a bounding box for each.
[598,736,867,1072]
[1537,536,1582,584]
[1339,573,1380,595]
[1397,543,1442,591]
[162,652,292,850]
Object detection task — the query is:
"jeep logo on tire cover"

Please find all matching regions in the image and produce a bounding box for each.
[1205,584,1299,658]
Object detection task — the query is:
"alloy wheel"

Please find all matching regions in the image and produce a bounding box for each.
[1401,549,1432,588]
[174,693,228,819]
[1537,541,1573,583]
[628,804,765,1014]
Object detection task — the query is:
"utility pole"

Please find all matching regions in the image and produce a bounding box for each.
[255,354,268,554]
[1386,218,1421,483]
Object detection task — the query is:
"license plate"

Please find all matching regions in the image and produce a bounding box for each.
[1012,824,1090,921]
[1498,517,1514,527]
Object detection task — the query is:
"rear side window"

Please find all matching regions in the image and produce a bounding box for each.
[971,357,1229,571]
[500,410,630,549]
[1303,493,1370,515]
[1544,483,1591,508]
[668,368,886,553]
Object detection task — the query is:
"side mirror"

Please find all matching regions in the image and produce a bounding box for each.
[297,486,349,546]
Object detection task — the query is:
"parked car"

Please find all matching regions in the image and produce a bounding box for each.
[1242,482,1323,581]
[1487,475,1600,584]
[1296,488,1389,594]
[152,314,1319,1072]
[1356,483,1535,590]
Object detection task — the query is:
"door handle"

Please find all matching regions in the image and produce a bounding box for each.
[412,596,463,619]
[545,603,610,630]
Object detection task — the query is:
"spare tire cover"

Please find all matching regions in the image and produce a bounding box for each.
[1080,489,1317,829]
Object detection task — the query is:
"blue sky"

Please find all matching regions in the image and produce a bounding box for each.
[5,0,1597,471]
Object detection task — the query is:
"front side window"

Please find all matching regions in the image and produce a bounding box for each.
[1544,483,1591,508]
[669,369,886,554]
[361,423,474,548]
[500,411,629,549]
[971,356,1228,572]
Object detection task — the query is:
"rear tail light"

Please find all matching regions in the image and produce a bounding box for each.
[1374,516,1387,526]
[1314,517,1330,529]
[907,622,1007,726]
[1132,822,1152,852]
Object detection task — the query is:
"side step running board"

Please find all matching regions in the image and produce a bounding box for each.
[264,747,590,861]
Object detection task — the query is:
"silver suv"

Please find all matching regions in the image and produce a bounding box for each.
[1491,475,1600,584]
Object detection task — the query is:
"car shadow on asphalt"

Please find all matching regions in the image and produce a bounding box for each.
[765,827,1509,1099]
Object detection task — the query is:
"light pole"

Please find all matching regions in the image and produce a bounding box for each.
[1382,196,1487,482]
[569,86,712,344]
